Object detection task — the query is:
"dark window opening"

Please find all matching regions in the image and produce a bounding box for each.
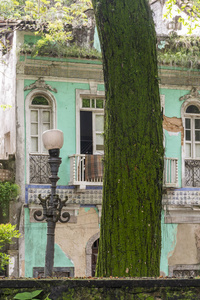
[32,96,49,105]
[80,111,93,154]
[92,238,99,277]
[186,105,200,114]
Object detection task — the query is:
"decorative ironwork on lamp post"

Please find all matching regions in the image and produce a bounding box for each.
[33,129,70,277]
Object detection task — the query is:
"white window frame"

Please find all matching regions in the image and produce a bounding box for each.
[76,89,105,155]
[181,98,200,186]
[25,89,57,184]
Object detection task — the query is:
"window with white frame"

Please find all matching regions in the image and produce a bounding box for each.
[30,95,52,153]
[80,98,104,154]
[184,104,200,159]
[183,102,200,187]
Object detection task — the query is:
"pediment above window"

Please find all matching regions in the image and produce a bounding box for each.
[179,87,200,101]
[24,77,57,93]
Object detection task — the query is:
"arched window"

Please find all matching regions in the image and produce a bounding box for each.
[30,95,52,153]
[185,104,200,159]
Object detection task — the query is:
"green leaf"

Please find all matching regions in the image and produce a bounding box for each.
[14,290,43,300]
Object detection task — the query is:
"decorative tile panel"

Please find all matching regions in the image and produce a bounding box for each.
[26,185,102,205]
[162,190,200,206]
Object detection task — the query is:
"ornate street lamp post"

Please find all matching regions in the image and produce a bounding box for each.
[33,129,70,277]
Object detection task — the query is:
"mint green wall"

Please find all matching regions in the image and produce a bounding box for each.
[160,88,190,187]
[160,211,178,276]
[24,208,74,277]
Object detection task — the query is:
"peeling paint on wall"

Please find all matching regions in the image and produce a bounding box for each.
[160,211,178,276]
[163,115,184,145]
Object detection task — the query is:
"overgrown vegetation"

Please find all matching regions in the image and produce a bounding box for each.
[0,182,19,217]
[0,0,92,48]
[0,223,20,271]
[158,33,200,69]
[20,42,101,59]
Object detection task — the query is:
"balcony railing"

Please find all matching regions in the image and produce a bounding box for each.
[163,157,178,187]
[185,159,200,187]
[69,155,178,188]
[29,154,178,188]
[69,154,103,186]
[29,154,50,184]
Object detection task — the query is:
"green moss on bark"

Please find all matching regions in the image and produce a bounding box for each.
[92,0,164,277]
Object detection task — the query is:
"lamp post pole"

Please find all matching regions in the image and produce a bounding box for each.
[33,130,70,277]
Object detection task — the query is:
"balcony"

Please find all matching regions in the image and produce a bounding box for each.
[163,157,178,187]
[69,155,179,188]
[69,154,103,187]
[29,154,178,188]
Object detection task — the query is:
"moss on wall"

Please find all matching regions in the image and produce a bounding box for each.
[1,280,200,300]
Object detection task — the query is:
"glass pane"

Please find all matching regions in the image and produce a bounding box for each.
[82,99,90,108]
[31,137,38,152]
[185,118,191,129]
[186,105,200,114]
[95,115,104,131]
[43,111,50,122]
[186,143,191,157]
[96,99,104,109]
[195,131,200,141]
[31,110,38,122]
[92,99,95,108]
[195,119,200,129]
[96,134,104,151]
[31,124,38,135]
[32,96,49,105]
[43,123,50,132]
[196,144,200,157]
[186,130,191,141]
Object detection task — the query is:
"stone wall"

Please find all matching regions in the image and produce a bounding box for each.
[1,278,200,299]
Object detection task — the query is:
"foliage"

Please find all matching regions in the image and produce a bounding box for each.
[0,0,92,48]
[0,105,12,110]
[0,182,19,217]
[0,223,20,271]
[157,33,200,68]
[164,0,200,34]
[19,42,101,59]
[14,290,43,300]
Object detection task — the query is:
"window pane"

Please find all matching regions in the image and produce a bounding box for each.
[196,144,200,157]
[96,134,104,151]
[31,124,38,135]
[31,137,38,152]
[185,118,191,129]
[186,143,191,157]
[95,115,104,131]
[195,131,200,141]
[186,130,191,141]
[92,99,95,108]
[31,110,38,122]
[82,99,90,108]
[195,119,200,129]
[43,111,50,122]
[96,99,104,109]
[186,105,200,114]
[32,96,49,105]
[43,123,50,132]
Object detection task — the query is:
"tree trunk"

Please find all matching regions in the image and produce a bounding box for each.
[93,0,164,277]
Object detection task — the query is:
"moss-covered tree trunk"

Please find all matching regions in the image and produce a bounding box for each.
[92,0,164,277]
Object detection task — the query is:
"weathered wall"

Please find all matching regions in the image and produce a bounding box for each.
[0,31,17,159]
[24,206,100,277]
